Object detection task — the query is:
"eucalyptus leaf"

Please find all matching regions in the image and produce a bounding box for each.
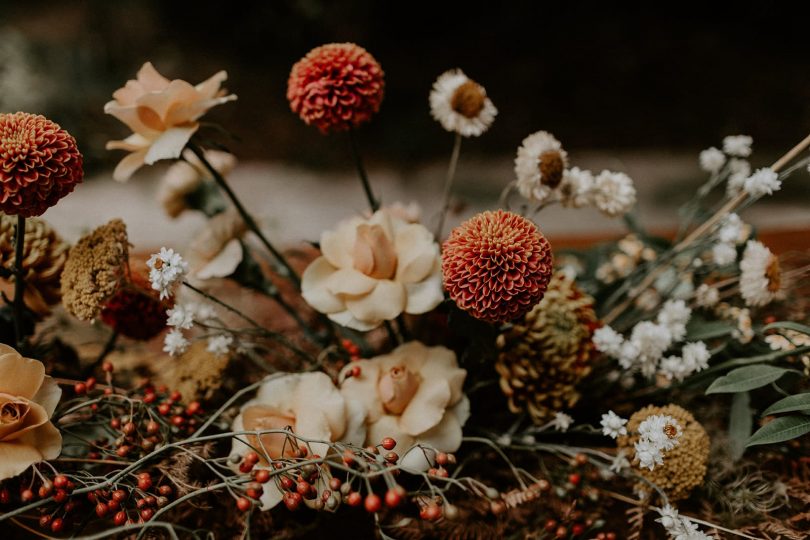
[762,321,810,336]
[705,365,789,394]
[728,391,752,461]
[762,393,810,416]
[747,415,810,447]
[685,319,735,341]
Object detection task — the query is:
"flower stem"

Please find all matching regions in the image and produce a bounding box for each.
[12,215,25,351]
[435,133,462,240]
[186,142,301,288]
[348,129,379,212]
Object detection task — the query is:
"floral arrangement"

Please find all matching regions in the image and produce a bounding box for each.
[0,42,809,539]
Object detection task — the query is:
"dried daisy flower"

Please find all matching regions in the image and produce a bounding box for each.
[186,209,246,280]
[590,170,637,217]
[99,270,171,341]
[495,272,599,423]
[158,149,236,218]
[61,219,129,321]
[514,131,568,204]
[739,240,781,307]
[105,62,237,181]
[559,167,595,208]
[442,210,553,323]
[0,215,69,316]
[429,69,497,137]
[287,43,384,134]
[301,208,443,331]
[618,404,710,501]
[0,112,83,216]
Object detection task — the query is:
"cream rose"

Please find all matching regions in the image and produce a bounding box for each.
[105,62,237,181]
[339,342,468,471]
[230,372,365,510]
[0,345,62,480]
[301,209,443,331]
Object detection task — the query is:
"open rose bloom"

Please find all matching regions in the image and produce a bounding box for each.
[0,345,62,480]
[230,373,365,509]
[105,62,237,181]
[301,209,443,331]
[340,342,469,471]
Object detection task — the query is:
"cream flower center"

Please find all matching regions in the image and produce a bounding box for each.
[352,223,398,279]
[766,256,781,293]
[137,106,166,131]
[242,405,298,460]
[539,150,564,188]
[0,400,29,424]
[378,365,421,415]
[451,81,486,119]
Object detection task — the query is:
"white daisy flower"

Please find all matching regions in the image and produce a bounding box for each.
[560,167,595,208]
[551,412,573,432]
[593,325,625,357]
[712,242,737,266]
[591,170,637,217]
[207,334,233,357]
[722,134,753,157]
[600,410,628,438]
[699,147,725,173]
[740,240,780,307]
[147,247,189,300]
[514,130,568,203]
[429,69,497,137]
[743,167,781,198]
[163,328,189,356]
[638,414,682,452]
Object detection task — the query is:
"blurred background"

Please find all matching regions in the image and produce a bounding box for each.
[2,1,809,248]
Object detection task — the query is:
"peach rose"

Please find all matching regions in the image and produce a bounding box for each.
[105,62,237,181]
[0,345,62,480]
[229,372,365,510]
[301,209,443,331]
[339,342,468,471]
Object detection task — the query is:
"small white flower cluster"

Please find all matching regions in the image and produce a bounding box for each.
[656,505,715,539]
[743,167,781,199]
[163,302,226,357]
[551,412,573,432]
[722,135,752,157]
[693,283,719,308]
[560,168,637,217]
[147,247,189,300]
[710,213,748,266]
[739,240,779,307]
[594,300,708,379]
[697,135,757,199]
[635,414,682,470]
[600,410,628,438]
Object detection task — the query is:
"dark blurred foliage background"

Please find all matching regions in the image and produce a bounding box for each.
[2,1,809,173]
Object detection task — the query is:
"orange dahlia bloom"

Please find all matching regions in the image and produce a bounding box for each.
[0,112,83,217]
[287,43,384,134]
[442,210,553,323]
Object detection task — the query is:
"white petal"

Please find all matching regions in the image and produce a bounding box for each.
[144,125,199,165]
[404,265,444,314]
[344,280,406,324]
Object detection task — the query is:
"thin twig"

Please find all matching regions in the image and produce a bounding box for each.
[348,129,379,212]
[435,133,462,240]
[12,215,25,350]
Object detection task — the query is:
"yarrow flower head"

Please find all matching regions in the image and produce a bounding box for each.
[442,210,553,323]
[514,130,568,203]
[105,62,236,181]
[717,213,744,244]
[698,147,725,173]
[723,134,752,157]
[590,170,637,217]
[739,240,781,307]
[287,43,384,134]
[743,167,781,198]
[147,247,188,300]
[601,410,628,438]
[429,69,497,137]
[0,112,83,216]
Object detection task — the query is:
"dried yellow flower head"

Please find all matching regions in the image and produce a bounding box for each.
[617,404,710,501]
[155,341,230,400]
[0,215,69,315]
[495,272,599,423]
[61,219,129,321]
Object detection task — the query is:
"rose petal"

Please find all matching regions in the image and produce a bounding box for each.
[195,70,229,99]
[301,257,345,314]
[413,408,464,453]
[16,421,61,461]
[135,62,171,92]
[404,264,444,314]
[144,125,199,165]
[399,445,436,472]
[0,441,42,480]
[111,149,149,182]
[344,280,406,324]
[31,377,61,418]
[327,310,379,331]
[398,379,451,435]
[366,414,415,454]
[324,268,378,296]
[342,397,368,447]
[293,372,347,440]
[0,348,45,399]
[394,224,439,283]
[321,218,361,269]
[339,360,384,424]
[103,103,161,136]
[196,239,243,280]
[137,79,199,122]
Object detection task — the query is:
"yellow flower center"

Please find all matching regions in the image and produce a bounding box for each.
[450,81,486,119]
[538,150,564,188]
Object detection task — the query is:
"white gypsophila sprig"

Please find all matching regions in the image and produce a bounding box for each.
[657,299,691,342]
[163,328,189,356]
[712,242,737,266]
[656,505,716,540]
[591,170,636,217]
[560,167,595,208]
[147,247,189,300]
[514,130,568,203]
[659,342,709,382]
[206,334,233,356]
[429,69,497,137]
[722,134,752,157]
[551,412,573,432]
[593,325,625,357]
[716,213,743,244]
[190,302,217,323]
[694,284,719,308]
[743,167,781,198]
[601,410,628,438]
[699,147,725,173]
[166,304,194,330]
[628,321,673,376]
[725,158,751,196]
[739,240,779,307]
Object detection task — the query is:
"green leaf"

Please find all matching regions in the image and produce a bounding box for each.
[762,393,810,416]
[728,392,752,461]
[747,415,810,447]
[685,319,735,341]
[762,321,810,336]
[705,365,790,394]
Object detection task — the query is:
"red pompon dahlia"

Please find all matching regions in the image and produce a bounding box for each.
[0,112,83,217]
[100,271,171,341]
[442,210,553,323]
[287,43,384,134]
